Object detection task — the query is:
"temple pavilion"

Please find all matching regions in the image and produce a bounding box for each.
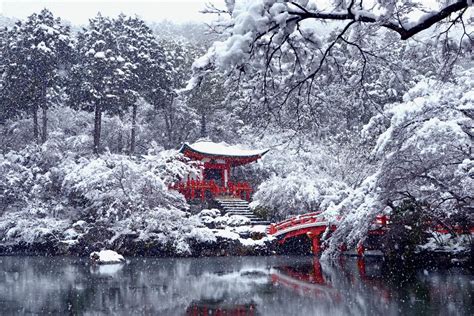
[172,141,269,201]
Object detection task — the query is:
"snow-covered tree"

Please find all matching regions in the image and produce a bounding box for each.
[191,0,471,133]
[70,14,131,154]
[0,9,72,143]
[113,15,169,154]
[323,64,473,256]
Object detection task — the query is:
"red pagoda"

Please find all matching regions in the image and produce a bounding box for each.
[172,141,268,201]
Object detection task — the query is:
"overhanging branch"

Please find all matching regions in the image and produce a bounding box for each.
[289,0,469,40]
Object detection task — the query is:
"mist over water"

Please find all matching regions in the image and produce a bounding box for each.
[0,256,472,315]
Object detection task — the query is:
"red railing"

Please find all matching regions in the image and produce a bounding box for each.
[267,213,390,236]
[267,212,325,235]
[170,179,253,201]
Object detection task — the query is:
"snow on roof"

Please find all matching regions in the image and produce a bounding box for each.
[180,141,269,158]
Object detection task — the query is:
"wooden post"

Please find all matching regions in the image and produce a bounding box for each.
[312,258,325,284]
[308,231,321,255]
[357,241,365,257]
[312,236,321,255]
[224,165,229,189]
[357,258,366,278]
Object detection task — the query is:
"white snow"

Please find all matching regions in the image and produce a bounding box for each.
[213,227,240,240]
[94,51,106,59]
[90,250,125,264]
[182,141,268,157]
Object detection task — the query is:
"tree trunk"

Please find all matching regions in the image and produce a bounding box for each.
[200,112,207,138]
[41,106,47,144]
[33,105,39,144]
[130,103,137,155]
[117,113,124,153]
[164,95,174,149]
[93,103,102,155]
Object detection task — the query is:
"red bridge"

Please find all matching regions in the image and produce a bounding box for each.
[268,212,474,256]
[267,212,389,256]
[266,211,474,256]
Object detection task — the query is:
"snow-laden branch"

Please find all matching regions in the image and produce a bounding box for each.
[288,0,470,40]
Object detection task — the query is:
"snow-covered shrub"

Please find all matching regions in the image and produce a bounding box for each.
[113,207,216,255]
[90,250,125,264]
[60,152,195,221]
[255,173,350,219]
[0,140,203,252]
[225,214,251,227]
[0,207,70,245]
[252,138,358,220]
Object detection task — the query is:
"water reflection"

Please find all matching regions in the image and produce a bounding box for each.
[0,256,472,315]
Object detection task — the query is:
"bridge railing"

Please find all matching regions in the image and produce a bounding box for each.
[268,213,390,235]
[267,212,326,235]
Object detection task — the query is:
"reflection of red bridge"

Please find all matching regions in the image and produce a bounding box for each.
[267,212,474,255]
[271,258,390,303]
[186,302,256,316]
[271,259,341,301]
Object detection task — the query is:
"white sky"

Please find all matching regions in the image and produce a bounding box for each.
[0,0,225,25]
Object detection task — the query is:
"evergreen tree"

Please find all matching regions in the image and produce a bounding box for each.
[71,14,127,154]
[114,15,168,154]
[0,9,72,143]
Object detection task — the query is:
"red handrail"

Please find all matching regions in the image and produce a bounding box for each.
[268,213,390,236]
[170,179,253,201]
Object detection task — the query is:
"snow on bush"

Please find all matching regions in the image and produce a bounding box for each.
[90,250,125,264]
[418,233,471,254]
[251,138,357,219]
[0,138,208,252]
[60,151,194,220]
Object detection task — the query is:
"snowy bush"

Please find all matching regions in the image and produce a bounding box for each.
[0,139,203,251]
[252,138,360,219]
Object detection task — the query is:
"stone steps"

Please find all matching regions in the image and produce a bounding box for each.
[215,197,270,226]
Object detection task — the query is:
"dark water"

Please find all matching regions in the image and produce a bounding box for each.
[0,256,472,315]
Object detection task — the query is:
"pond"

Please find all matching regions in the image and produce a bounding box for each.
[0,256,472,315]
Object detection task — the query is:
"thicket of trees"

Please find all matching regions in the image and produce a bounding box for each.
[0,10,230,253]
[0,9,226,155]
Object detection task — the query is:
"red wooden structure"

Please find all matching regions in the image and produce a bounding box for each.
[271,257,391,302]
[173,141,268,201]
[267,212,474,256]
[267,213,390,256]
[186,303,256,316]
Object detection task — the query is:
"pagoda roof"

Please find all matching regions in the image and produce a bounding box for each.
[180,141,269,164]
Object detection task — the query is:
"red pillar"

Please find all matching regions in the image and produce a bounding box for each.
[312,258,325,284]
[357,257,366,279]
[312,236,321,255]
[357,241,365,257]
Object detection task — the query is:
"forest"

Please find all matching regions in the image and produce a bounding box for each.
[0,1,472,259]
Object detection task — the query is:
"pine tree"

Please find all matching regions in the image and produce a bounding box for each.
[71,14,126,154]
[0,9,72,143]
[114,15,168,155]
